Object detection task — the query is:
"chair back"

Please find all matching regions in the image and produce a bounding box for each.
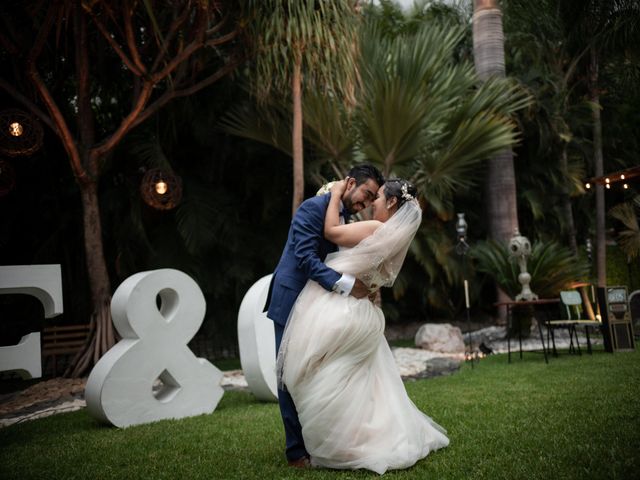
[560,290,583,320]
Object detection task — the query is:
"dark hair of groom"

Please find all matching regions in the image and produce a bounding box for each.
[348,164,385,188]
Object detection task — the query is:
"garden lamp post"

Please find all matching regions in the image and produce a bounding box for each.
[455,213,475,366]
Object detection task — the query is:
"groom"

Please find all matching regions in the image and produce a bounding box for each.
[265,164,385,467]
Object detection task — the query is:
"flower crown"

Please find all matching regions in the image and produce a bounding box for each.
[400,182,414,202]
[316,181,336,196]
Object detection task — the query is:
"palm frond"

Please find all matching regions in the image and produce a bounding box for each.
[219,102,292,156]
[175,178,236,256]
[246,0,360,102]
[472,239,590,299]
[609,197,640,260]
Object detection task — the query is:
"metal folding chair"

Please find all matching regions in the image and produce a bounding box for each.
[546,290,602,356]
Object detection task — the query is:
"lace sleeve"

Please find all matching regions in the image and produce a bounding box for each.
[324,199,422,289]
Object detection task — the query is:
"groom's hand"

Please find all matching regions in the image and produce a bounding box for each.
[349,278,370,299]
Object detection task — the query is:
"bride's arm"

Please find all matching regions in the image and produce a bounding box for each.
[324,180,382,248]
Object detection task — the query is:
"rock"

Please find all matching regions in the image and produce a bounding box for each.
[404,357,461,381]
[391,347,461,377]
[466,325,506,346]
[414,323,465,353]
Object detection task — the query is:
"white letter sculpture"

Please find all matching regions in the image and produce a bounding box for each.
[85,269,223,428]
[0,264,63,379]
[237,274,277,401]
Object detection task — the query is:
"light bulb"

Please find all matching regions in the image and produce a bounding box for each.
[155,180,168,195]
[621,174,625,180]
[585,182,591,189]
[9,122,23,137]
[605,178,610,183]
[605,183,610,189]
[623,184,629,189]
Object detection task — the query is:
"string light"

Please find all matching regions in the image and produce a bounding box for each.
[583,168,639,193]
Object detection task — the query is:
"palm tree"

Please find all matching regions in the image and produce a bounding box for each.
[472,0,519,243]
[243,0,360,215]
[222,7,529,314]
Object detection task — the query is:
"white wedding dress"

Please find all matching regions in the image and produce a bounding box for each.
[278,201,449,474]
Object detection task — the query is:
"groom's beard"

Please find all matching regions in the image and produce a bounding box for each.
[342,190,363,214]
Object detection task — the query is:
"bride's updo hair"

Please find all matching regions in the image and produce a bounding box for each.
[383,178,417,209]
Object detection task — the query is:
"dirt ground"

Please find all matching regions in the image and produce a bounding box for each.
[0,377,86,420]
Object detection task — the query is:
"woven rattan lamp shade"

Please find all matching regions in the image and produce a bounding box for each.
[0,109,44,157]
[140,168,183,210]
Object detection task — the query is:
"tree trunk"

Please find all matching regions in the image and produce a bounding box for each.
[473,2,519,243]
[291,53,304,216]
[65,179,116,378]
[589,47,606,288]
[559,147,578,254]
[484,150,519,242]
[473,1,518,325]
[64,6,115,377]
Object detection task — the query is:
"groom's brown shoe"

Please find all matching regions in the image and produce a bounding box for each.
[287,456,311,468]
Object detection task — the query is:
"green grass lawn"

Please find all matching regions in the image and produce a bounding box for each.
[1,350,639,480]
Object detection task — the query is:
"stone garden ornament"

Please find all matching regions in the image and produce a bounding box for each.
[508,229,538,301]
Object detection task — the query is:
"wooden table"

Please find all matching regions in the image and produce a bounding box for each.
[494,298,560,364]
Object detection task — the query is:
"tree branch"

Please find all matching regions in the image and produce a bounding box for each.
[205,29,238,47]
[84,6,144,76]
[123,0,147,75]
[0,28,20,57]
[132,57,242,128]
[152,40,203,82]
[206,12,229,36]
[151,3,209,81]
[92,81,154,158]
[150,2,192,72]
[0,76,56,132]
[26,3,87,184]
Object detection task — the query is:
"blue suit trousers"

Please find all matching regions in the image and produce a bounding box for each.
[274,322,308,461]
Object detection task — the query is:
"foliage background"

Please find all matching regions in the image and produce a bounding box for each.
[0,1,638,362]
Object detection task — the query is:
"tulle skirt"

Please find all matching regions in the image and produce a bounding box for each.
[280,282,449,474]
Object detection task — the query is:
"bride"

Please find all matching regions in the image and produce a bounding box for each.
[278,178,449,474]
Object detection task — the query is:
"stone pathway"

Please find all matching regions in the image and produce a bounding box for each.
[0,325,601,428]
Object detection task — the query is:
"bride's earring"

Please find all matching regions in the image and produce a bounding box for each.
[386,203,392,210]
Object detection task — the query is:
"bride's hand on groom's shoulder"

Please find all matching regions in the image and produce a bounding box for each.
[330,179,347,196]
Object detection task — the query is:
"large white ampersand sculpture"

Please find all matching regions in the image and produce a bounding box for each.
[85,269,223,428]
[237,274,277,401]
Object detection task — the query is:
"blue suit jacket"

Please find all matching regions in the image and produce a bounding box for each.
[266,193,341,327]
